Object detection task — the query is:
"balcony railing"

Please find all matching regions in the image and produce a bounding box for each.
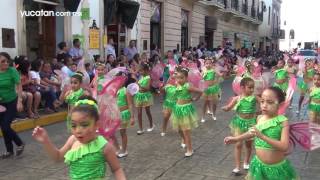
[217,0,227,8]
[257,12,263,21]
[242,4,248,15]
[251,7,256,18]
[231,0,239,11]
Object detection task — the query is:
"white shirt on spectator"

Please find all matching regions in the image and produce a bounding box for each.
[105,44,116,58]
[30,71,41,84]
[61,66,73,77]
[69,47,84,58]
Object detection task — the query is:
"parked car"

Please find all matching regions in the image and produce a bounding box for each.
[292,49,317,63]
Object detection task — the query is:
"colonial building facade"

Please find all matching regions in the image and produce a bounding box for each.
[1,0,279,60]
[137,0,262,54]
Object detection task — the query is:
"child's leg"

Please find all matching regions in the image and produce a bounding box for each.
[137,107,143,130]
[183,129,193,153]
[120,129,128,152]
[211,100,217,116]
[162,110,170,133]
[207,100,212,113]
[26,92,34,117]
[309,110,316,124]
[178,129,185,145]
[202,100,208,118]
[234,141,243,169]
[298,94,305,112]
[33,91,41,115]
[145,106,153,128]
[244,140,253,165]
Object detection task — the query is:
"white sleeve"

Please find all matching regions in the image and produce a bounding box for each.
[29,71,37,79]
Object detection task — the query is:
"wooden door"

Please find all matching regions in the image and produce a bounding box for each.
[39,15,56,59]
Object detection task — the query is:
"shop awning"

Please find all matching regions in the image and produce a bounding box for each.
[24,0,81,11]
[104,0,140,29]
[64,0,81,12]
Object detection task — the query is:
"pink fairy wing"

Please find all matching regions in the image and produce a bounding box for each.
[80,70,91,87]
[309,122,320,150]
[77,59,85,71]
[198,59,205,70]
[289,75,297,90]
[188,69,202,88]
[97,95,121,139]
[253,76,265,95]
[232,76,242,95]
[199,80,209,91]
[289,121,312,151]
[151,63,164,88]
[99,76,127,97]
[106,67,128,79]
[237,66,245,76]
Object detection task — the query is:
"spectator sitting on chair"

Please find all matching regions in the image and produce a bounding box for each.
[68,39,83,63]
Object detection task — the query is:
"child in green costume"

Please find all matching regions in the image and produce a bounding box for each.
[225,87,298,180]
[134,63,154,135]
[172,66,202,157]
[297,59,315,114]
[273,59,288,93]
[32,98,126,180]
[308,73,320,124]
[116,74,136,157]
[160,75,177,136]
[201,57,221,122]
[60,72,85,111]
[222,77,258,175]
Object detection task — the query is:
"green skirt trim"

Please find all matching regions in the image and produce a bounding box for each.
[204,84,220,95]
[246,155,298,180]
[229,115,256,135]
[308,103,320,112]
[273,82,288,93]
[120,109,131,129]
[172,103,198,130]
[297,81,312,93]
[163,99,175,110]
[134,91,153,107]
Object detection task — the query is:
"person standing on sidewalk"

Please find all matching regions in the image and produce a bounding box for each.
[0,52,25,158]
[123,40,138,62]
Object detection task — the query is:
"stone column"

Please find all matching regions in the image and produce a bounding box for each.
[16,0,27,55]
[99,0,104,57]
[81,0,90,61]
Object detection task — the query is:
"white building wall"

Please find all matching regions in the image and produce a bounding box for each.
[163,0,181,52]
[258,0,272,38]
[0,0,18,57]
[191,3,206,47]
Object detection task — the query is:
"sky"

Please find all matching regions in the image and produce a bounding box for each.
[281,0,320,42]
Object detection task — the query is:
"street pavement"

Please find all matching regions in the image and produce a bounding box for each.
[1,79,320,180]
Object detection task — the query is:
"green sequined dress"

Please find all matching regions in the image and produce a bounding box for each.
[229,96,257,135]
[134,75,153,107]
[171,83,198,130]
[163,84,177,111]
[64,136,108,180]
[247,115,298,180]
[117,87,131,128]
[202,69,220,98]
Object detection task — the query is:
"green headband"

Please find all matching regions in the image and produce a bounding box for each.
[75,99,98,111]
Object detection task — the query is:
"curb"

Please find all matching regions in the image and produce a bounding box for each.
[0,111,67,137]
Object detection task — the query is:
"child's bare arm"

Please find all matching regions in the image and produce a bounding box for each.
[104,143,126,180]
